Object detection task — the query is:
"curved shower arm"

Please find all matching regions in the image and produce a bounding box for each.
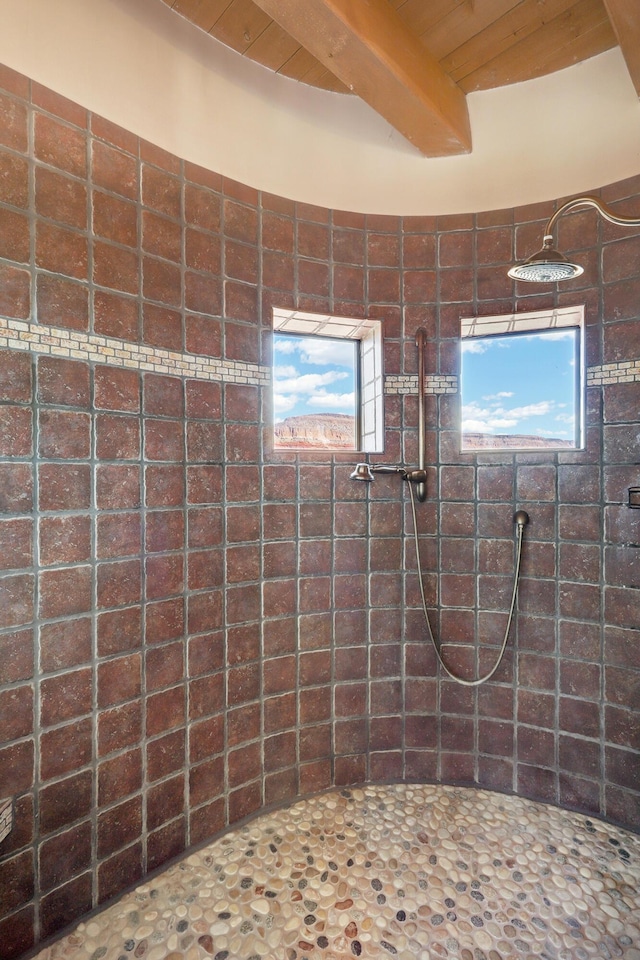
[543,195,640,243]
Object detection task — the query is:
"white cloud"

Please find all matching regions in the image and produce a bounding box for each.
[490,417,519,428]
[273,393,298,413]
[276,335,355,368]
[461,339,488,354]
[483,391,514,402]
[274,364,299,378]
[308,391,355,411]
[274,370,348,394]
[461,397,559,434]
[508,400,554,418]
[273,333,357,421]
[460,402,518,433]
[462,418,496,433]
[461,417,519,432]
[274,338,298,355]
[298,337,355,368]
[273,365,352,418]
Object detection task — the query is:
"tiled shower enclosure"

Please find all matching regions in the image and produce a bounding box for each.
[0,61,639,960]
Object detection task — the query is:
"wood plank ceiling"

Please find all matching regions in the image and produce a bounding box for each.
[161,0,640,157]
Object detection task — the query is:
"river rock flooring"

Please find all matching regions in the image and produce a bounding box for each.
[34,784,640,960]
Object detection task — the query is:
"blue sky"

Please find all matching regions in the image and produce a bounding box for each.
[273,333,357,421]
[274,328,579,443]
[461,330,578,443]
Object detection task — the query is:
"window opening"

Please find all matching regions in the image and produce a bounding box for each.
[272,308,384,453]
[460,305,584,452]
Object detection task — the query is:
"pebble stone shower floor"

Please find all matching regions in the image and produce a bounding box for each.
[33,784,640,960]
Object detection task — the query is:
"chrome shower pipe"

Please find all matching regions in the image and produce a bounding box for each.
[413,327,428,502]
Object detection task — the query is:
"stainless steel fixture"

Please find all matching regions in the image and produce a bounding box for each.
[350,328,531,686]
[414,327,428,502]
[407,482,530,686]
[349,463,406,482]
[349,461,428,491]
[349,328,428,500]
[508,195,640,283]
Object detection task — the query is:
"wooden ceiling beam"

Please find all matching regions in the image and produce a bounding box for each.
[602,0,640,96]
[248,0,472,157]
[168,0,234,34]
[451,0,616,92]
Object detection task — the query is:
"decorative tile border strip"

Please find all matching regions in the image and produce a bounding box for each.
[2,318,633,391]
[586,360,640,386]
[0,318,271,386]
[385,374,458,395]
[387,365,636,395]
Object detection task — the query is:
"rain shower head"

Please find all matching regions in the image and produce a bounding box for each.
[508,195,640,283]
[507,236,583,283]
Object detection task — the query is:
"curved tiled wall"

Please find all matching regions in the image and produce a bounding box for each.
[0,63,639,959]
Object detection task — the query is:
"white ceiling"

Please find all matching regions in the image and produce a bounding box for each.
[1,0,639,213]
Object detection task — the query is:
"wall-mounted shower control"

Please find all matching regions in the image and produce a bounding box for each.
[0,799,13,844]
[629,487,640,509]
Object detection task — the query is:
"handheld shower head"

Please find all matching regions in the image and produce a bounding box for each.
[349,463,407,482]
[350,463,375,482]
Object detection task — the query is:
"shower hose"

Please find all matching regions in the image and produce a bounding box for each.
[406,482,528,687]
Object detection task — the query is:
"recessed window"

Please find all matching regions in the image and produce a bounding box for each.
[460,305,584,452]
[272,308,384,452]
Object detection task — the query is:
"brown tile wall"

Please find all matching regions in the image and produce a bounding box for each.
[0,63,639,959]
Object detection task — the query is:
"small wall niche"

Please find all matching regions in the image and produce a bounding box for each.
[460,305,585,452]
